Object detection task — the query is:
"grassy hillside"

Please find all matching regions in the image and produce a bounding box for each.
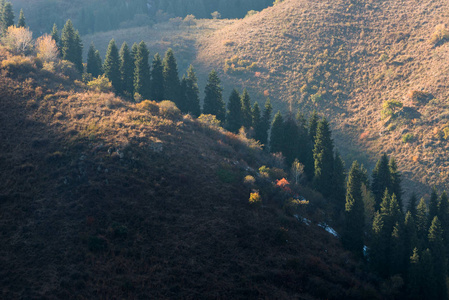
[194,0,449,197]
[0,49,380,299]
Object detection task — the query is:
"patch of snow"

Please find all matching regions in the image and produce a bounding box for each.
[363,245,369,258]
[294,214,311,226]
[318,222,339,237]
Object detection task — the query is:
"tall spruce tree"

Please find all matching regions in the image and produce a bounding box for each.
[163,48,181,105]
[269,111,284,154]
[182,65,201,116]
[226,89,242,133]
[61,20,83,72]
[2,2,14,33]
[150,53,164,101]
[389,157,403,210]
[407,248,421,299]
[17,9,25,27]
[252,102,261,135]
[131,43,139,61]
[120,42,134,98]
[342,161,365,256]
[333,151,346,211]
[72,31,83,72]
[428,216,447,300]
[390,221,406,276]
[408,192,418,219]
[134,41,151,100]
[51,23,60,52]
[420,249,437,300]
[438,191,449,257]
[256,98,272,148]
[415,198,428,247]
[371,210,389,276]
[203,69,225,121]
[313,119,334,197]
[296,110,314,180]
[240,89,252,129]
[308,110,319,145]
[404,212,418,263]
[428,187,439,229]
[371,153,392,210]
[103,39,122,94]
[282,116,300,167]
[86,43,102,78]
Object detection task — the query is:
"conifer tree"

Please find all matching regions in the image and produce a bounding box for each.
[428,216,447,300]
[269,111,284,154]
[415,198,428,247]
[371,211,389,276]
[134,41,151,100]
[86,43,102,78]
[120,42,134,98]
[17,9,25,27]
[203,69,225,121]
[240,89,252,129]
[342,161,365,256]
[226,89,241,133]
[390,194,403,227]
[420,249,436,300]
[407,247,421,299]
[404,212,418,262]
[389,157,403,209]
[308,110,319,145]
[61,20,83,72]
[256,98,272,148]
[252,102,261,135]
[390,221,406,276]
[333,151,346,211]
[408,192,418,219]
[131,43,139,61]
[438,191,449,257]
[371,153,392,210]
[2,2,14,33]
[182,65,201,116]
[51,23,60,51]
[295,111,314,180]
[428,187,439,229]
[163,48,181,105]
[150,53,164,101]
[282,116,300,167]
[313,119,334,197]
[72,31,83,72]
[103,39,122,94]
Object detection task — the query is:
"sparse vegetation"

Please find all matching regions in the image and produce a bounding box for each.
[429,24,449,46]
[381,99,403,119]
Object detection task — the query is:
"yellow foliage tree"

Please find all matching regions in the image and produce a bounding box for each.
[1,26,33,54]
[35,34,59,62]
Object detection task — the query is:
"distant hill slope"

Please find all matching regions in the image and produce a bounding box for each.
[0,49,379,299]
[195,0,449,196]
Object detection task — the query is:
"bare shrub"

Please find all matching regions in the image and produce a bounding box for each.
[429,25,449,46]
[159,100,180,118]
[87,75,113,93]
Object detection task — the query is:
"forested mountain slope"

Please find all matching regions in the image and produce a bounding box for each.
[10,0,272,34]
[195,0,449,196]
[0,48,378,299]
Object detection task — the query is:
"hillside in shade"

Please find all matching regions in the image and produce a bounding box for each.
[0,48,379,299]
